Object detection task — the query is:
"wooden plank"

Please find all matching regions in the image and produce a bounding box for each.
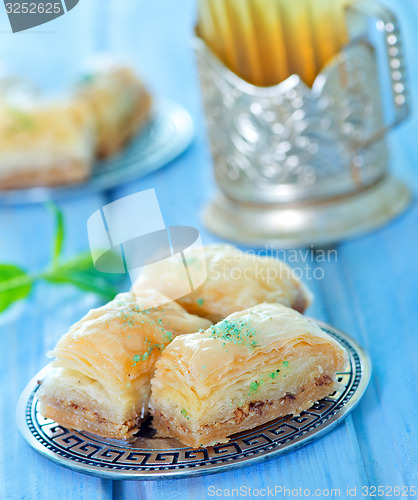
[0,196,114,500]
[338,228,418,485]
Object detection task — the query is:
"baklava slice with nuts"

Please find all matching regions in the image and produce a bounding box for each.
[37,290,211,440]
[76,57,152,158]
[150,303,347,448]
[0,99,95,189]
[134,243,313,323]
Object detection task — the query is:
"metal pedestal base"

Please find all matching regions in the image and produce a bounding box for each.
[204,176,411,248]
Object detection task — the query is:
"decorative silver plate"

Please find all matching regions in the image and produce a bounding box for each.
[0,100,193,205]
[16,321,371,480]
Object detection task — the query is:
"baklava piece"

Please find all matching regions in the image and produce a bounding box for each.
[150,303,347,448]
[0,100,95,189]
[37,290,211,440]
[134,243,313,323]
[76,58,152,158]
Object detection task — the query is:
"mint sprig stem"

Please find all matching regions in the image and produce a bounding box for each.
[0,202,124,313]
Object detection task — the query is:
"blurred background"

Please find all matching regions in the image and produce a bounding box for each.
[0,0,416,208]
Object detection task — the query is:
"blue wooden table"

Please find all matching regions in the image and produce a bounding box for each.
[1,0,417,498]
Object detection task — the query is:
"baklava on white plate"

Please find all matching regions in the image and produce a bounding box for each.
[0,100,95,189]
[134,244,312,323]
[37,290,211,440]
[76,58,152,158]
[150,303,347,448]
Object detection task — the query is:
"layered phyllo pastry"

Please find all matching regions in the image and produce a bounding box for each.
[134,244,312,323]
[0,100,95,189]
[76,58,152,158]
[37,290,211,440]
[150,303,347,448]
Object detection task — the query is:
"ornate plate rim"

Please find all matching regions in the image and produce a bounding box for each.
[0,100,193,205]
[16,320,371,480]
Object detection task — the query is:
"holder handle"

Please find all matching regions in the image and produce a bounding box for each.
[345,0,410,142]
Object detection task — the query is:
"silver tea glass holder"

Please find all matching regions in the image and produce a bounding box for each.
[195,0,411,247]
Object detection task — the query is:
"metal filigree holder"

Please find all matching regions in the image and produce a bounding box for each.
[196,0,411,247]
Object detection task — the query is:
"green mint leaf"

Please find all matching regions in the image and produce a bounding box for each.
[44,270,118,301]
[0,264,32,313]
[58,252,96,272]
[45,201,64,264]
[59,251,125,284]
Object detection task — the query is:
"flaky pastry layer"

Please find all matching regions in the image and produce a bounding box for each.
[76,61,152,158]
[38,290,211,440]
[150,303,347,447]
[134,243,313,323]
[0,159,89,189]
[0,99,95,189]
[153,375,337,448]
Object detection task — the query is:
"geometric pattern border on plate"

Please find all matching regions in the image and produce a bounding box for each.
[16,320,371,480]
[0,100,193,205]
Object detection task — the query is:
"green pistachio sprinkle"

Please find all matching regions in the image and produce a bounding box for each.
[268,370,280,379]
[180,409,189,419]
[283,361,289,368]
[197,298,204,306]
[208,318,259,350]
[127,315,175,366]
[202,365,207,369]
[163,330,173,343]
[132,346,156,366]
[249,379,263,395]
[9,108,36,130]
[78,72,95,85]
